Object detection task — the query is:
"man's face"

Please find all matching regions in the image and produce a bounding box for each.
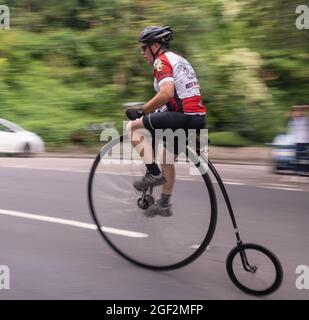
[141,43,161,65]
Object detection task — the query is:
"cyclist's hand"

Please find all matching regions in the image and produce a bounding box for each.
[125,108,145,121]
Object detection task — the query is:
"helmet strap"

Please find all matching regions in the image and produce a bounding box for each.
[149,44,162,62]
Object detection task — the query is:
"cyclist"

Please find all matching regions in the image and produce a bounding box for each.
[126,26,206,217]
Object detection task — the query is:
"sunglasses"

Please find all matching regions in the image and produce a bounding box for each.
[140,44,148,53]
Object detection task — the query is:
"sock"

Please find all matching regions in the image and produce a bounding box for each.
[160,194,171,207]
[146,163,161,176]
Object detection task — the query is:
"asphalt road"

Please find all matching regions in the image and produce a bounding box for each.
[0,157,308,300]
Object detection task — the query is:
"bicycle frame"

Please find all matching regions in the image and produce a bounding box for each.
[201,154,257,273]
[88,133,282,294]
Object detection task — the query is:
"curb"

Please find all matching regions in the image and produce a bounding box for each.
[36,152,271,166]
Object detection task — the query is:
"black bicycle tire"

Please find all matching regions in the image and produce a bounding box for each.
[88,134,218,271]
[226,243,283,296]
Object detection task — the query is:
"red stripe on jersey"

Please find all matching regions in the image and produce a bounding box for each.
[153,55,173,83]
[182,96,206,113]
[166,96,206,113]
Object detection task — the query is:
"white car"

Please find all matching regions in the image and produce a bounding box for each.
[0,119,45,156]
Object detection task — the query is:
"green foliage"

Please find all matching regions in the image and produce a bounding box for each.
[1,0,308,147]
[209,131,251,147]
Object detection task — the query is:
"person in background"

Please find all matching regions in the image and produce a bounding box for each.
[287,105,309,175]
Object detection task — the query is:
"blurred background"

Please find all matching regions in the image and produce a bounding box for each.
[1,1,309,300]
[0,0,308,149]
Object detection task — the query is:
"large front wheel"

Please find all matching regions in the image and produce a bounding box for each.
[88,135,217,270]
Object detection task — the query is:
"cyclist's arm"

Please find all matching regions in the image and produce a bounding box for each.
[143,81,174,114]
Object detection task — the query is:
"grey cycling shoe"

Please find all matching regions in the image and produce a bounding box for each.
[133,172,166,191]
[144,201,173,218]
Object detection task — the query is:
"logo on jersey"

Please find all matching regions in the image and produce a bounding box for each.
[176,59,196,80]
[153,59,164,72]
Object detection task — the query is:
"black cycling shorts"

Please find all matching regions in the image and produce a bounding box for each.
[142,111,206,155]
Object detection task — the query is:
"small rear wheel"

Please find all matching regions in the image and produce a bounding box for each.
[226,243,283,296]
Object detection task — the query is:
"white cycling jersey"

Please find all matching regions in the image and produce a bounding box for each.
[153,51,206,115]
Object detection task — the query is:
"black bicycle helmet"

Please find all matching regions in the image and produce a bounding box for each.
[139,26,173,46]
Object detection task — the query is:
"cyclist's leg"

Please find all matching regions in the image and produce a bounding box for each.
[143,113,188,216]
[128,112,206,194]
[160,146,176,195]
[145,147,176,216]
[157,113,205,196]
[142,111,189,193]
[126,118,155,168]
[126,118,165,191]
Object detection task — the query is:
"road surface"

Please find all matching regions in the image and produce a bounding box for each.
[0,157,308,299]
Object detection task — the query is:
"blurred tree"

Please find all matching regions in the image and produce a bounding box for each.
[0,0,308,147]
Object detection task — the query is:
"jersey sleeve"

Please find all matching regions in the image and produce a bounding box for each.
[153,58,174,87]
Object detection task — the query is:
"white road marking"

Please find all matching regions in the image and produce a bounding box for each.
[280,175,309,183]
[0,166,81,173]
[190,244,212,250]
[260,186,303,192]
[265,183,299,188]
[190,244,200,249]
[224,181,245,186]
[9,165,28,168]
[0,209,148,238]
[212,180,245,185]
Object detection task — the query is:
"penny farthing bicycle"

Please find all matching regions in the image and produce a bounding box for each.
[88,104,283,296]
